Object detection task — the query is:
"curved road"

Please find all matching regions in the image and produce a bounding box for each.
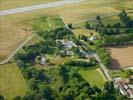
[0,0,81,16]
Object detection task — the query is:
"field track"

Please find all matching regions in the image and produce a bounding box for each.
[0,34,36,65]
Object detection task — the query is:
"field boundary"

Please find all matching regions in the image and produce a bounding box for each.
[0,34,36,65]
[73,10,133,25]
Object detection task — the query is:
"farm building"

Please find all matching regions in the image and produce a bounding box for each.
[113,77,133,99]
[56,39,76,49]
[89,36,98,41]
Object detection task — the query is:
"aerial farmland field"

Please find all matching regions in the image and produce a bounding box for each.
[0,0,133,99]
[107,45,133,69]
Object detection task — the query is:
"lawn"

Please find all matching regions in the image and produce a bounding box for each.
[0,63,27,99]
[0,0,60,10]
[25,35,43,46]
[72,29,99,38]
[47,55,77,65]
[78,68,106,88]
[109,70,129,79]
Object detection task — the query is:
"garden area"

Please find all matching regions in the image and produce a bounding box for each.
[78,68,106,88]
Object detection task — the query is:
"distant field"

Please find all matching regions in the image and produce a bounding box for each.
[79,68,106,88]
[114,0,133,10]
[107,45,133,69]
[0,0,60,10]
[0,15,64,62]
[0,63,27,99]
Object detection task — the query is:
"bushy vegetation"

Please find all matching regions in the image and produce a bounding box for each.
[37,27,73,39]
[103,34,133,46]
[65,59,98,68]
[96,48,110,68]
[85,11,133,68]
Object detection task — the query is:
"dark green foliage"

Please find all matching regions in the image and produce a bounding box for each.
[67,23,73,29]
[13,96,21,100]
[0,95,4,100]
[96,48,110,68]
[37,27,73,40]
[28,78,37,90]
[86,22,91,29]
[38,84,54,100]
[119,10,133,28]
[59,65,69,83]
[103,34,133,46]
[65,60,97,68]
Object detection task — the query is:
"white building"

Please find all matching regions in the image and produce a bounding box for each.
[89,36,97,41]
[40,57,46,65]
[56,39,76,49]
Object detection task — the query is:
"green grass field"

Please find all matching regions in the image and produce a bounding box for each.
[0,63,27,99]
[73,29,99,38]
[109,70,129,78]
[78,68,106,88]
[25,35,43,46]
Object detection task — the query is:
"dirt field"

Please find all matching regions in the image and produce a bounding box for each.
[107,45,133,69]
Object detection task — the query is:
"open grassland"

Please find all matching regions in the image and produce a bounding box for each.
[0,0,130,62]
[109,70,129,78]
[78,68,106,88]
[25,35,43,46]
[0,15,64,62]
[73,29,99,38]
[114,0,133,10]
[0,0,60,10]
[47,55,77,65]
[0,63,27,99]
[107,45,133,69]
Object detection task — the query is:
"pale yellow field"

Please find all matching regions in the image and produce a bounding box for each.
[0,0,60,10]
[114,0,133,10]
[0,63,27,99]
[107,45,133,69]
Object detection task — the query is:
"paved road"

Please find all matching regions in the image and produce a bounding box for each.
[0,0,81,16]
[0,34,36,65]
[93,54,112,81]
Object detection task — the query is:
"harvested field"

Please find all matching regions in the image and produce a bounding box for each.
[107,45,133,69]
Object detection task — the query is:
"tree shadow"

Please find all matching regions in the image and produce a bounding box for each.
[110,58,121,70]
